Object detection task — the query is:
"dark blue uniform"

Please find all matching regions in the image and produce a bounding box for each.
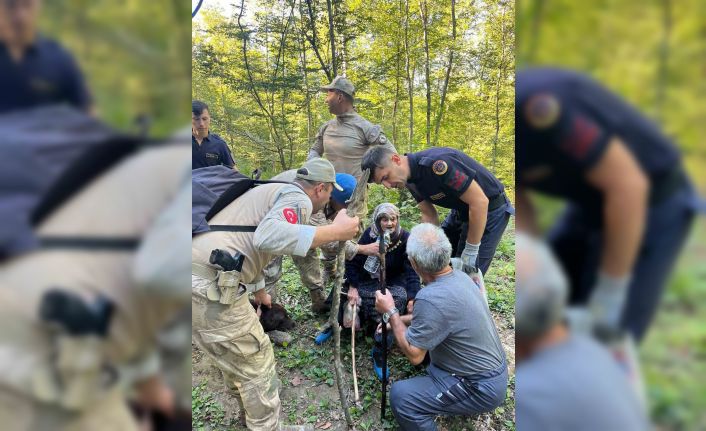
[0,37,91,114]
[516,68,699,341]
[406,147,514,274]
[192,133,236,169]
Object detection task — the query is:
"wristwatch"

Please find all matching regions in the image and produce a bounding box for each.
[382,307,399,323]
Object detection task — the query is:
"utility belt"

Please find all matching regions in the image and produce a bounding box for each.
[487,192,509,212]
[649,165,689,206]
[192,259,251,305]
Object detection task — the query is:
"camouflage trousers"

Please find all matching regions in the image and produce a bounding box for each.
[192,275,280,430]
[0,387,138,431]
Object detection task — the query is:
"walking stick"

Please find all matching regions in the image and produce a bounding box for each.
[351,304,359,403]
[377,221,389,420]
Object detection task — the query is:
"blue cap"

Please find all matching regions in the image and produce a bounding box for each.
[331,173,356,204]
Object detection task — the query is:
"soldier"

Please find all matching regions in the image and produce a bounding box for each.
[308,76,397,284]
[362,146,514,276]
[192,100,236,169]
[263,171,358,313]
[515,67,699,342]
[191,158,359,430]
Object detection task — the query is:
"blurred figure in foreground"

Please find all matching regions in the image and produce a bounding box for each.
[0,0,92,114]
[0,109,191,430]
[516,232,649,430]
[516,67,698,343]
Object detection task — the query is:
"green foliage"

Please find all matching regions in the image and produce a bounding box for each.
[193,0,515,190]
[40,1,190,136]
[192,382,229,430]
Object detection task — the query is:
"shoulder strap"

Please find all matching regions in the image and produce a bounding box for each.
[207,225,257,232]
[38,236,140,250]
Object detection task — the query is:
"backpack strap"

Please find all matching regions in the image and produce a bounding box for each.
[207,225,258,232]
[38,236,140,250]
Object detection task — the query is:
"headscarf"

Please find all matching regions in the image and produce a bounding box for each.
[369,203,402,240]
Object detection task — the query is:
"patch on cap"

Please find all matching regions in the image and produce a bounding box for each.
[283,208,298,224]
[525,93,560,129]
[432,160,448,175]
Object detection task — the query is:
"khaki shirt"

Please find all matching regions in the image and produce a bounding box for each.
[310,111,397,181]
[271,170,358,259]
[192,183,316,285]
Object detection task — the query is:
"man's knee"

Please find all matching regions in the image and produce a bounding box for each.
[390,381,413,417]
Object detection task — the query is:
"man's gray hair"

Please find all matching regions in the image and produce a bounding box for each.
[406,223,452,274]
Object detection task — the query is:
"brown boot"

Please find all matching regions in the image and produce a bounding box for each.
[309,288,330,313]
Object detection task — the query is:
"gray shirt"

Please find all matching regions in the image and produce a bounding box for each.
[406,269,505,377]
[516,335,648,431]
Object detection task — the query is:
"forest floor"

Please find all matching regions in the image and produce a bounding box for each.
[193,227,516,431]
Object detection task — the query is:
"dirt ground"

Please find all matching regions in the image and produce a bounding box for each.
[192,290,515,431]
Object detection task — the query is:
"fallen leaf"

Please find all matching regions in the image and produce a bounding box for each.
[316,422,332,429]
[291,376,303,386]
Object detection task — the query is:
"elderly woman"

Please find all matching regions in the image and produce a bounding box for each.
[347,203,420,380]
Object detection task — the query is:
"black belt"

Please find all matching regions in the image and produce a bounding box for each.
[487,193,508,212]
[650,165,688,206]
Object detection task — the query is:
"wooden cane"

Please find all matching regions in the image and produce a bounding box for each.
[351,303,359,403]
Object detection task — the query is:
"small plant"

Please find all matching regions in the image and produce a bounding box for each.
[192,382,228,429]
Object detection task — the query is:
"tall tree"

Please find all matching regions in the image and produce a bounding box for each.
[433,0,458,146]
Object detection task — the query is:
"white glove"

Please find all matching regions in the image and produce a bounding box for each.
[588,272,630,333]
[460,241,480,270]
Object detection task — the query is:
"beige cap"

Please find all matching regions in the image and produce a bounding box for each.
[296,158,343,191]
[320,76,355,98]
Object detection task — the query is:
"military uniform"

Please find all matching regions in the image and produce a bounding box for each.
[192,132,236,169]
[406,147,514,275]
[192,182,318,430]
[0,144,191,430]
[263,170,357,302]
[516,67,700,341]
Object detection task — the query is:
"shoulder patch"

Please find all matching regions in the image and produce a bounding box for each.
[432,160,448,175]
[283,208,298,224]
[525,93,560,129]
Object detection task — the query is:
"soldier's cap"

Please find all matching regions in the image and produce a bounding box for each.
[320,76,355,98]
[297,158,343,191]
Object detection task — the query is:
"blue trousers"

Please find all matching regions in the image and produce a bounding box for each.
[549,183,698,342]
[390,362,508,431]
[442,198,514,275]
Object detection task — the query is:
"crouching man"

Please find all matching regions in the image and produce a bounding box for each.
[192,158,359,430]
[375,223,507,431]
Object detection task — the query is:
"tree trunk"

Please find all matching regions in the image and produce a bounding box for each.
[420,0,431,147]
[303,0,332,80]
[492,2,509,174]
[393,42,401,145]
[404,0,414,151]
[326,0,338,77]
[432,0,457,146]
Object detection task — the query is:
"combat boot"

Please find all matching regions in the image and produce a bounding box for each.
[309,288,330,313]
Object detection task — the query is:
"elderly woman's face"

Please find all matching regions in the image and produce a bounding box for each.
[379,215,398,232]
